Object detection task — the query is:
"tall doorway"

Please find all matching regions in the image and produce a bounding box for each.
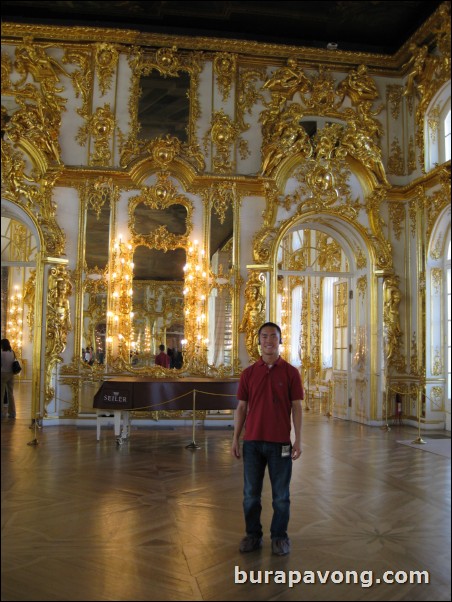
[275,226,353,418]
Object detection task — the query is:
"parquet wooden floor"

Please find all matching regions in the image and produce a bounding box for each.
[1,414,450,601]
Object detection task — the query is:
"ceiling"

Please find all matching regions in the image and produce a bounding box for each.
[2,1,444,282]
[1,1,443,55]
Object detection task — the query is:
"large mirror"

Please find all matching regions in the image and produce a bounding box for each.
[128,176,193,371]
[138,70,190,142]
[82,189,111,366]
[208,201,234,367]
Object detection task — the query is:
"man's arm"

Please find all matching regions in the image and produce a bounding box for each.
[291,399,302,460]
[231,399,247,459]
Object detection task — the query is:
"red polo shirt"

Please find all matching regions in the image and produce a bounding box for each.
[237,356,304,443]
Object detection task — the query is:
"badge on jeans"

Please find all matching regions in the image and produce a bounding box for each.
[281,445,291,457]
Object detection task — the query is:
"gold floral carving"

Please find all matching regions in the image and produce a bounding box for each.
[356,275,367,299]
[237,68,265,131]
[430,386,444,411]
[431,268,442,295]
[365,188,393,271]
[95,43,119,96]
[427,104,440,142]
[432,349,443,376]
[204,109,241,173]
[387,138,405,176]
[62,48,92,120]
[356,248,367,269]
[407,136,416,173]
[214,52,236,101]
[386,84,404,120]
[388,202,405,241]
[76,104,116,166]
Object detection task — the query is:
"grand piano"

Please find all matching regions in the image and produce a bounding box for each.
[93,376,239,443]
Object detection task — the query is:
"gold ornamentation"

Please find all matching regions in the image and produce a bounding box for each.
[214,52,236,101]
[431,268,442,294]
[410,331,419,376]
[388,202,405,241]
[356,248,367,269]
[107,239,133,367]
[427,104,440,143]
[263,57,311,101]
[88,176,117,220]
[204,109,241,173]
[76,104,116,166]
[432,348,443,376]
[237,68,265,131]
[386,84,404,120]
[407,136,416,173]
[430,386,444,411]
[239,272,265,362]
[337,64,379,107]
[261,103,312,176]
[23,269,36,339]
[387,137,405,176]
[365,188,393,271]
[95,43,119,96]
[120,45,202,168]
[148,135,182,169]
[44,265,73,416]
[181,241,209,374]
[383,276,403,368]
[129,173,193,250]
[62,48,93,120]
[356,275,367,298]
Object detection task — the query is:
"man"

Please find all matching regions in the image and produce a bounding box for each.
[155,344,170,368]
[231,322,303,556]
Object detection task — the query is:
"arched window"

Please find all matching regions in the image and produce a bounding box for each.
[425,83,451,170]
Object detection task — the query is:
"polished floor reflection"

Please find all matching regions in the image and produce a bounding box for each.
[1,413,450,601]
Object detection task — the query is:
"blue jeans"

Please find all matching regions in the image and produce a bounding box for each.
[243,440,292,540]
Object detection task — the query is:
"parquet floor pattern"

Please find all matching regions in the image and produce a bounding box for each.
[1,413,450,601]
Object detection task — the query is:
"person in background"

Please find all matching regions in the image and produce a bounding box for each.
[1,338,17,419]
[155,344,170,368]
[231,322,303,556]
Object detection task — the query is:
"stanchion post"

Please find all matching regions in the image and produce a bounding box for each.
[27,412,40,446]
[186,389,200,449]
[412,386,426,445]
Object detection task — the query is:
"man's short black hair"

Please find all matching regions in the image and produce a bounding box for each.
[258,322,282,342]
